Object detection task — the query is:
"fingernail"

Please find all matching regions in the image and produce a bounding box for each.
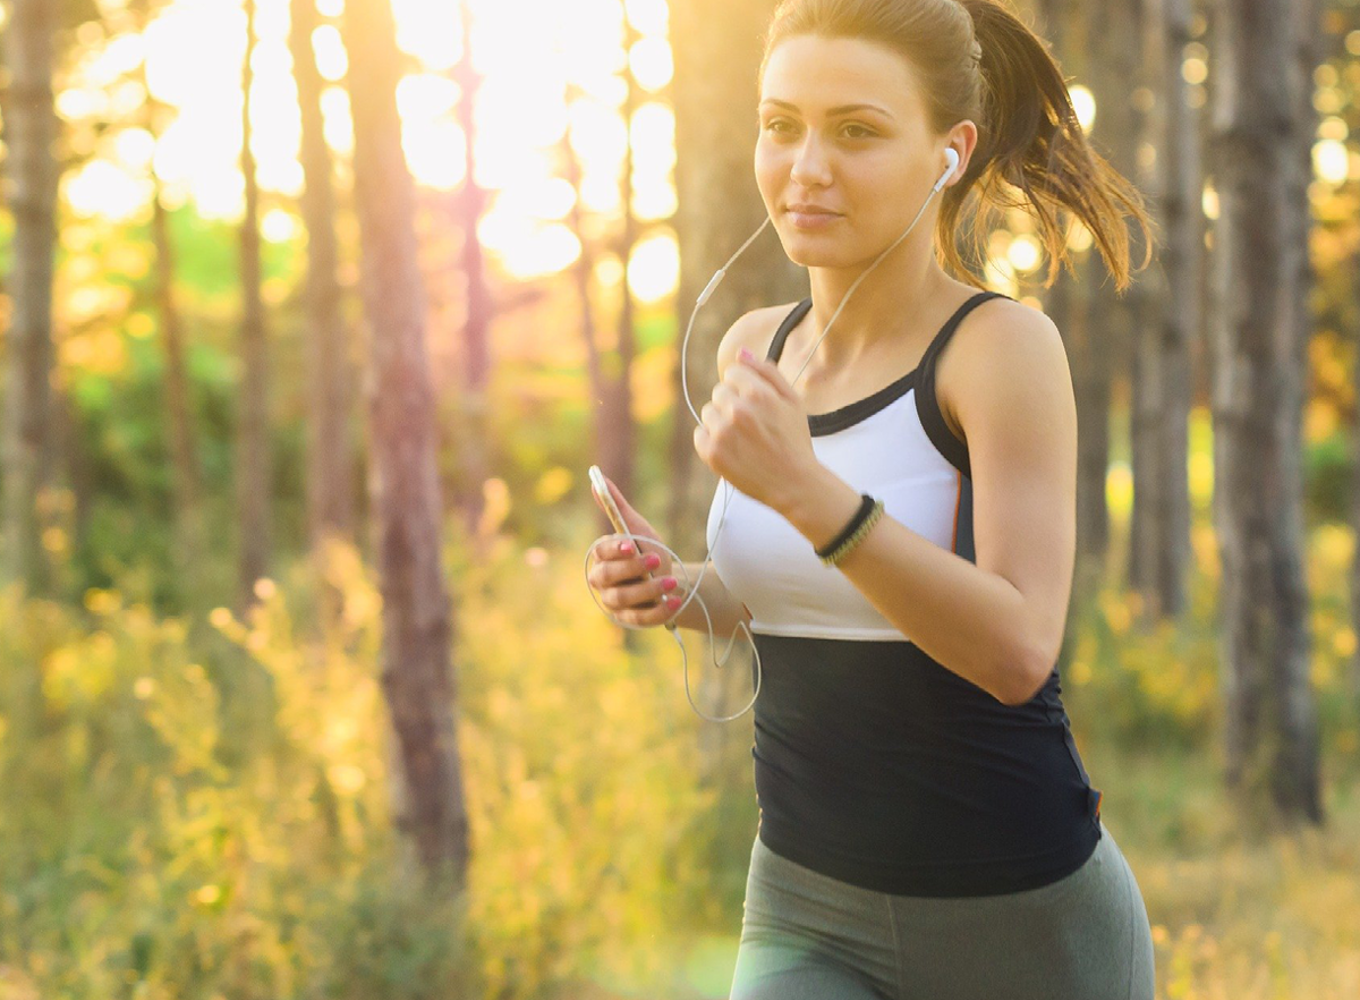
[661,577,677,591]
[645,553,661,569]
[666,595,682,608]
[739,347,754,362]
[620,541,633,553]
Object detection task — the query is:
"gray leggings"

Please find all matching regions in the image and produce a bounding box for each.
[730,820,1155,1000]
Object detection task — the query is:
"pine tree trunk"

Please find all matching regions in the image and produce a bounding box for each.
[563,80,609,554]
[451,0,492,561]
[1279,0,1324,821]
[1,0,58,594]
[126,0,205,604]
[152,189,206,593]
[237,0,271,609]
[1208,0,1321,828]
[1085,0,1144,576]
[290,0,356,561]
[1130,0,1198,623]
[342,0,469,884]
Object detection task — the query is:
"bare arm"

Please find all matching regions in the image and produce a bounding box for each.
[669,561,752,636]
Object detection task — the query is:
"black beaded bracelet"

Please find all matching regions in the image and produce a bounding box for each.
[815,492,879,563]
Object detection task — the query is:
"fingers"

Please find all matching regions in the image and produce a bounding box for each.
[588,550,672,595]
[613,592,685,628]
[589,531,684,629]
[588,533,638,564]
[588,543,680,609]
[600,578,681,623]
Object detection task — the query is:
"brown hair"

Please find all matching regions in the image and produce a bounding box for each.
[759,0,1157,291]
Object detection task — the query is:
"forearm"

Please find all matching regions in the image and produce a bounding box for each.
[670,561,752,636]
[778,466,1043,705]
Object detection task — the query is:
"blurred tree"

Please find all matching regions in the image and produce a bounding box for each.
[1084,0,1145,575]
[1128,0,1200,623]
[1208,0,1322,826]
[598,12,644,545]
[449,0,492,557]
[561,75,607,518]
[130,0,206,603]
[342,0,469,887]
[1,0,59,594]
[237,0,271,611]
[289,0,357,594]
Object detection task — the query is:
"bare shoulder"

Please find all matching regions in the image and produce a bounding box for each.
[716,300,804,381]
[935,295,1068,444]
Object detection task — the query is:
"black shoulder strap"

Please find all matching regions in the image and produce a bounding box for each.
[914,290,1012,480]
[766,298,813,362]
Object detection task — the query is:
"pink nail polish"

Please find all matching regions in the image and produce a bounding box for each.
[645,553,661,569]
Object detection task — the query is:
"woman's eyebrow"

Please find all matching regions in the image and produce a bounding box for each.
[759,98,894,119]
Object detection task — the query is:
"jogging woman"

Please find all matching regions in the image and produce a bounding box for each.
[589,0,1157,996]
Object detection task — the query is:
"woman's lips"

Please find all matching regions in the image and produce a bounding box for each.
[787,207,842,229]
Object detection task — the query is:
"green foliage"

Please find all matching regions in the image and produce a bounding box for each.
[0,544,478,999]
[1062,565,1223,751]
[1062,514,1360,774]
[450,519,718,999]
[1304,429,1353,526]
[0,521,731,999]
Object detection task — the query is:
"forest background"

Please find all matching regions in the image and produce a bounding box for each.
[1,0,1359,997]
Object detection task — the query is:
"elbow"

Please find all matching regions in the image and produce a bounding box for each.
[995,641,1056,707]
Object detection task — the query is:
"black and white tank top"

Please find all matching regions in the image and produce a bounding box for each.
[704,290,1104,897]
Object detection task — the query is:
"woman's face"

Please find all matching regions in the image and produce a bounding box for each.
[756,34,956,267]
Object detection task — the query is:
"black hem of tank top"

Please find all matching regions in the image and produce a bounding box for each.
[755,813,1102,898]
[766,291,1014,451]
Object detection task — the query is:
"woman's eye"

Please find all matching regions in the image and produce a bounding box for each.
[761,120,874,139]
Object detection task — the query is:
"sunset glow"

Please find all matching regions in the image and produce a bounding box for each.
[58,0,679,296]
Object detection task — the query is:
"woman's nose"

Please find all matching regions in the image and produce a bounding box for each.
[788,135,833,187]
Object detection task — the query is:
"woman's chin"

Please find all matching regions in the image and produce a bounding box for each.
[780,242,852,268]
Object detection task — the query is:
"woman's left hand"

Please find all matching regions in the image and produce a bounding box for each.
[694,348,822,514]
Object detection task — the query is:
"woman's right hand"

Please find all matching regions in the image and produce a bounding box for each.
[587,474,683,628]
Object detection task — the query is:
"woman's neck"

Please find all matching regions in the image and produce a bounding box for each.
[803,253,951,370]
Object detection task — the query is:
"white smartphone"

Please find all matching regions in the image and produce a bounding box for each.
[588,464,675,628]
[588,465,631,540]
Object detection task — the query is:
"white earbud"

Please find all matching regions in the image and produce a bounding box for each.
[934,147,961,192]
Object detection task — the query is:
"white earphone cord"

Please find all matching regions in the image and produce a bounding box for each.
[583,149,960,722]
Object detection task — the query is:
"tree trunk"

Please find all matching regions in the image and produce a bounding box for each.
[611,16,648,655]
[1,0,58,595]
[130,0,206,604]
[290,0,356,638]
[290,0,357,562]
[237,0,271,610]
[1282,0,1324,817]
[563,80,610,545]
[152,189,206,596]
[669,0,809,776]
[1084,0,1145,579]
[1208,0,1321,828]
[342,0,469,885]
[451,0,492,561]
[1130,0,1198,623]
